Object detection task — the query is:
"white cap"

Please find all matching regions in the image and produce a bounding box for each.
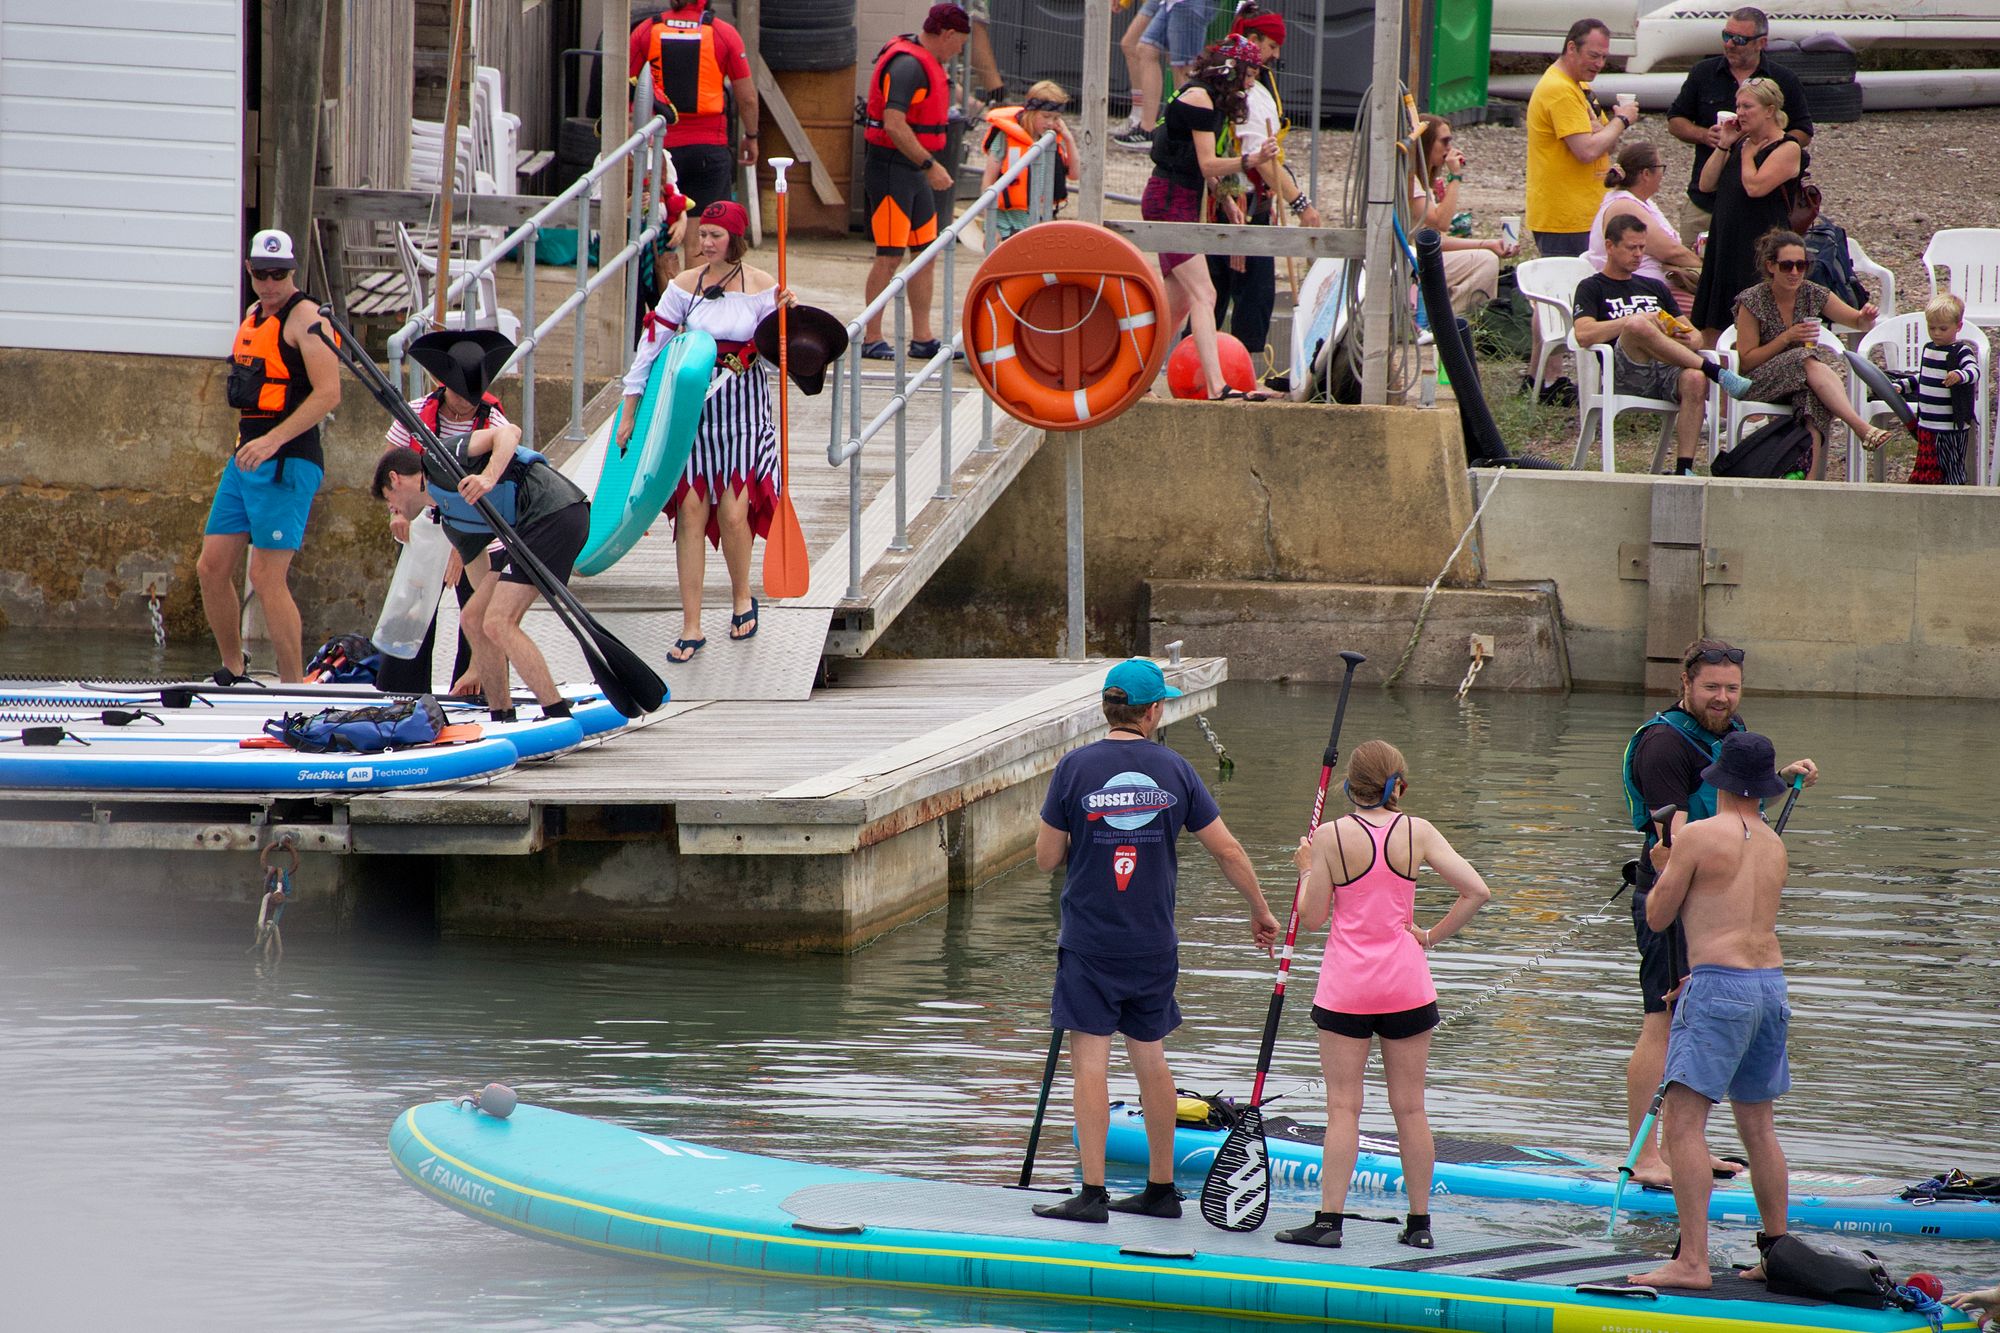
[247,228,297,268]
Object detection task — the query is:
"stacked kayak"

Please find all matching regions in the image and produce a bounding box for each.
[390,1097,1970,1333]
[0,679,628,792]
[1104,1106,2000,1240]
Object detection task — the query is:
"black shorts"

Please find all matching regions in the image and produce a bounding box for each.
[1632,888,1690,1014]
[1051,946,1181,1042]
[669,143,737,216]
[1310,1001,1440,1041]
[494,500,589,587]
[864,147,938,254]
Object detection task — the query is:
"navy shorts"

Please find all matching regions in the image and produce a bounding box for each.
[1310,1001,1440,1041]
[491,500,589,587]
[1051,946,1181,1042]
[1632,887,1690,1015]
[1664,965,1791,1104]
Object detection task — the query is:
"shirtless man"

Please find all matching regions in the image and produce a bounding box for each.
[1628,730,1793,1290]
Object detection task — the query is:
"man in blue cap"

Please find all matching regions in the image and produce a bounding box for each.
[1031,657,1279,1224]
[1628,729,1794,1291]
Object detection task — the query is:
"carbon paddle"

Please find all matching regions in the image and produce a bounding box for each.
[1605,775,1806,1237]
[312,311,666,717]
[762,157,810,600]
[1016,1028,1065,1188]
[1199,649,1365,1233]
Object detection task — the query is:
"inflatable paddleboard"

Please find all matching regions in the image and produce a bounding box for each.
[390,1097,1965,1332]
[0,710,586,763]
[575,329,717,576]
[0,733,519,792]
[1288,258,1347,402]
[1104,1107,2000,1240]
[0,682,627,740]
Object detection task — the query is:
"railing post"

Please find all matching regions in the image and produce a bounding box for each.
[1064,430,1086,659]
[978,384,995,453]
[845,339,863,601]
[569,189,590,441]
[891,286,909,550]
[521,228,539,451]
[626,83,655,354]
[937,240,955,500]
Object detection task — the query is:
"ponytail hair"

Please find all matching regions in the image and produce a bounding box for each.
[1604,139,1661,191]
[1345,739,1410,812]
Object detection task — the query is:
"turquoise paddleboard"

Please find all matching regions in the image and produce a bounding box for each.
[575,328,717,576]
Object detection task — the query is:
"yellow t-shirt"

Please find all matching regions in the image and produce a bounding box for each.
[1525,63,1609,234]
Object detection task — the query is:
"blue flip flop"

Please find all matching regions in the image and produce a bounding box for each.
[730,598,759,642]
[667,637,706,664]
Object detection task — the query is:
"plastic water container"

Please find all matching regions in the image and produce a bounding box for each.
[373,512,452,658]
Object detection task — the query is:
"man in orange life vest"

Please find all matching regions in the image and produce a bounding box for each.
[197,229,341,685]
[627,0,759,268]
[857,2,969,362]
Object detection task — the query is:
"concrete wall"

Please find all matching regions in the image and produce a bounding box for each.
[878,398,1480,659]
[0,348,603,639]
[1474,470,2000,699]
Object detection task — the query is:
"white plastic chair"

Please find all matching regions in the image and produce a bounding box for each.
[1567,329,1683,472]
[1848,313,1992,485]
[1921,228,2000,328]
[1707,324,1845,461]
[396,223,522,351]
[1516,256,1594,397]
[1849,236,1895,319]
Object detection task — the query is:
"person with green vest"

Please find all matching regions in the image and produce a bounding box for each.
[1617,637,1816,1188]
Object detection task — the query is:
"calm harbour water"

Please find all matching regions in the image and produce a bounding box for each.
[2,651,1997,1331]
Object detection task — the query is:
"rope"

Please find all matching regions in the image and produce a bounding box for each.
[1382,470,1503,689]
[994,273,1109,336]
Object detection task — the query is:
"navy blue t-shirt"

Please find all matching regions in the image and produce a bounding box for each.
[1040,736,1221,957]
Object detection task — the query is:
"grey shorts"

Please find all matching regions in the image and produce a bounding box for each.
[1615,345,1686,401]
[1664,964,1791,1104]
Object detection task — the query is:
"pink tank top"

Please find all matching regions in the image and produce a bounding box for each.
[1312,814,1437,1015]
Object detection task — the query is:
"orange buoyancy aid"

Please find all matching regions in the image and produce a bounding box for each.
[228,290,315,419]
[982,107,1072,212]
[648,7,725,119]
[863,35,949,152]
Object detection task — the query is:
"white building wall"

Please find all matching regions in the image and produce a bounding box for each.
[0,0,244,357]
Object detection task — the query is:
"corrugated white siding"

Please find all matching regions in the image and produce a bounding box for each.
[0,0,243,357]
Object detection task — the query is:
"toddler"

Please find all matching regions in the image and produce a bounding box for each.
[1902,292,1979,485]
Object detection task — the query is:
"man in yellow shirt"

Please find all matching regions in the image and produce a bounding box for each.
[1526,18,1638,257]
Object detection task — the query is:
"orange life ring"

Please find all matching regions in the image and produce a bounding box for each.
[963,222,1169,432]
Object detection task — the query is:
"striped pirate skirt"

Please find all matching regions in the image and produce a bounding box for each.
[666,362,782,548]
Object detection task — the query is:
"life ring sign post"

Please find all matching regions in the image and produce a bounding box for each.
[963,221,1171,657]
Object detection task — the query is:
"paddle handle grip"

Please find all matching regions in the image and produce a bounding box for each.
[1773,773,1806,835]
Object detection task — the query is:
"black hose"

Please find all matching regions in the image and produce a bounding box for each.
[1413,228,1555,468]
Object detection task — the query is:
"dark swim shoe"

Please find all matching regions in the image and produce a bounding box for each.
[1107,1183,1183,1218]
[1033,1187,1109,1224]
[1275,1215,1344,1248]
[1398,1221,1435,1249]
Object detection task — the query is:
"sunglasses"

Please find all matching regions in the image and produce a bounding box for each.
[1684,646,1747,668]
[249,268,291,281]
[1772,258,1810,273]
[1720,31,1765,46]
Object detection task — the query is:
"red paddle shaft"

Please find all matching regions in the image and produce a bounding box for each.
[1246,651,1365,1108]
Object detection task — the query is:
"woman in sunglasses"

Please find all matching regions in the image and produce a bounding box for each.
[1730,228,1884,477]
[1688,78,1801,344]
[618,200,794,663]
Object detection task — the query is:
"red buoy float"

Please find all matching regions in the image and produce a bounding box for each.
[963,221,1169,432]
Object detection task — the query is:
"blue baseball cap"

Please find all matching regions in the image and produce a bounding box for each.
[1104,657,1182,706]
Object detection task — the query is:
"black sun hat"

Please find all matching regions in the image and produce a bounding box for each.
[408,328,515,404]
[754,303,850,396]
[1700,730,1788,800]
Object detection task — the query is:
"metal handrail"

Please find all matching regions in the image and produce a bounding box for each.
[385,83,672,450]
[824,130,1060,602]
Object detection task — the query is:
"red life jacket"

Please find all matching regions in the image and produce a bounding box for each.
[982,107,1071,212]
[863,35,949,153]
[647,7,725,118]
[416,388,500,443]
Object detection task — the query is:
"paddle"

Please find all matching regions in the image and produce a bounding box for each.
[1017,1028,1066,1188]
[1199,649,1366,1233]
[1605,775,1807,1237]
[310,310,666,717]
[762,157,810,600]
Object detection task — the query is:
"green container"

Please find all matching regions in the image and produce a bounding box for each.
[1429,0,1492,119]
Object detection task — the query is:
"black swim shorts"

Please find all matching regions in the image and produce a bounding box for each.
[1310,1001,1441,1042]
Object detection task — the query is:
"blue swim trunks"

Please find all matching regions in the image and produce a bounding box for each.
[1051,946,1181,1042]
[1139,0,1215,68]
[204,455,323,551]
[1663,964,1791,1104]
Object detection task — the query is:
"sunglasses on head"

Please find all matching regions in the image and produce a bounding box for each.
[249,267,290,281]
[1773,258,1810,273]
[1685,646,1747,669]
[1721,30,1764,46]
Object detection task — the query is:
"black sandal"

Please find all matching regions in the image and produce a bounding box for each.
[667,637,706,664]
[1214,386,1274,403]
[729,598,759,642]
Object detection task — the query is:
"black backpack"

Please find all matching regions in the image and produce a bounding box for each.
[1761,1234,1900,1310]
[1804,218,1867,309]
[1712,413,1814,479]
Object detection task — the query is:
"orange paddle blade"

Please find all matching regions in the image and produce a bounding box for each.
[763,496,810,598]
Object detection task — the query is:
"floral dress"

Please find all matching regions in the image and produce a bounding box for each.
[1735,279,1842,442]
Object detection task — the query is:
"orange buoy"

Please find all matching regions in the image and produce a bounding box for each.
[1167,332,1256,400]
[963,221,1169,432]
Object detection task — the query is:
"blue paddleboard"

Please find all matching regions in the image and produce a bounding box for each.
[576,329,717,576]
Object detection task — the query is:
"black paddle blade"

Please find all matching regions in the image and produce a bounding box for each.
[590,627,666,716]
[1199,1104,1270,1232]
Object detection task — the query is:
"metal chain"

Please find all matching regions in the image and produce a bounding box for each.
[1194,714,1235,774]
[936,815,965,859]
[148,592,166,649]
[1455,641,1488,701]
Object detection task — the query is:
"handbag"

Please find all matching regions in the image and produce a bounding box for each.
[1783,169,1823,234]
[1713,412,1813,480]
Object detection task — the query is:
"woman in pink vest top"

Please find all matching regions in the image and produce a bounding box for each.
[1274,740,1491,1252]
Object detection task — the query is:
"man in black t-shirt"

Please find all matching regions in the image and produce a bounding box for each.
[1573,214,1756,474]
[1666,7,1814,233]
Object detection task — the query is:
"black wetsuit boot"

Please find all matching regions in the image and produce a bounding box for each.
[1108,1181,1183,1218]
[1275,1212,1344,1248]
[1033,1184,1109,1224]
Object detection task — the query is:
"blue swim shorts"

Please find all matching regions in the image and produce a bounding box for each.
[1140,0,1214,68]
[1051,946,1181,1042]
[204,455,323,551]
[1663,964,1791,1104]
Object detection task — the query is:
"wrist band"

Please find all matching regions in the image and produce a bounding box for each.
[1289,194,1310,213]
[1444,172,1462,183]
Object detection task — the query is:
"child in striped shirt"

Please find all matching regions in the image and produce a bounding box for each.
[1900,293,1979,485]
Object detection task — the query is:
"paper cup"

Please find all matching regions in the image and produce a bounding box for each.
[1500,217,1521,248]
[1715,110,1738,126]
[1616,93,1639,110]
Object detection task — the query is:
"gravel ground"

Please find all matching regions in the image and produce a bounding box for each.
[1095,106,2000,476]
